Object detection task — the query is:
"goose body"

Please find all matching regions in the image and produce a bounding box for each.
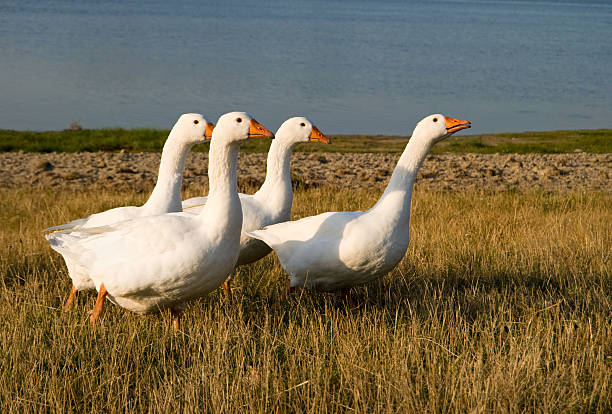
[47,112,274,319]
[247,208,410,291]
[51,211,238,313]
[247,114,471,291]
[45,114,213,299]
[182,117,329,266]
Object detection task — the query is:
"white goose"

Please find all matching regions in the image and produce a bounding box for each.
[45,113,214,309]
[247,114,471,296]
[182,117,329,294]
[47,112,273,328]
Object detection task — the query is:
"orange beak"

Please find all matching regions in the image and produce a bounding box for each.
[309,125,330,144]
[204,122,215,140]
[445,117,471,134]
[248,119,274,139]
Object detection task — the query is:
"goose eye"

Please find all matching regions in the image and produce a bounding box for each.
[236,118,242,123]
[433,118,438,123]
[300,122,306,127]
[193,120,199,124]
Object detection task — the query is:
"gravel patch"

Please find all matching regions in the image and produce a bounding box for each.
[0,152,609,192]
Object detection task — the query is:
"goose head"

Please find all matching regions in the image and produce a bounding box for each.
[413,114,471,145]
[275,117,330,145]
[170,113,214,145]
[212,111,274,145]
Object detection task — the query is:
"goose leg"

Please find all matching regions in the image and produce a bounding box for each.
[285,281,294,297]
[221,280,232,299]
[171,308,182,331]
[89,283,108,325]
[63,286,78,310]
[340,287,353,306]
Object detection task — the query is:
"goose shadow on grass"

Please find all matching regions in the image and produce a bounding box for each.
[266,243,594,326]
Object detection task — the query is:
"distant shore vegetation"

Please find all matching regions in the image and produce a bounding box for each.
[0,128,610,154]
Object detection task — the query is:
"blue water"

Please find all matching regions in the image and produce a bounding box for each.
[0,0,610,135]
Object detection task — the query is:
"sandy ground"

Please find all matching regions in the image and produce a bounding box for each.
[0,151,610,193]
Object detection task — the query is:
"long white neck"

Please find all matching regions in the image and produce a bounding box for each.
[142,134,193,214]
[200,139,242,232]
[369,131,434,222]
[253,139,295,217]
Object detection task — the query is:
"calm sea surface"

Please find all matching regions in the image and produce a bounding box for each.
[0,0,610,135]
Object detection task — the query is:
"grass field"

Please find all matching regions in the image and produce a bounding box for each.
[0,185,610,412]
[1,128,611,154]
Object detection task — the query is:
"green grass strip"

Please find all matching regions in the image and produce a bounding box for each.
[0,128,610,154]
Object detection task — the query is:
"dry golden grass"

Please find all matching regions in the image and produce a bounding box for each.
[0,185,610,412]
